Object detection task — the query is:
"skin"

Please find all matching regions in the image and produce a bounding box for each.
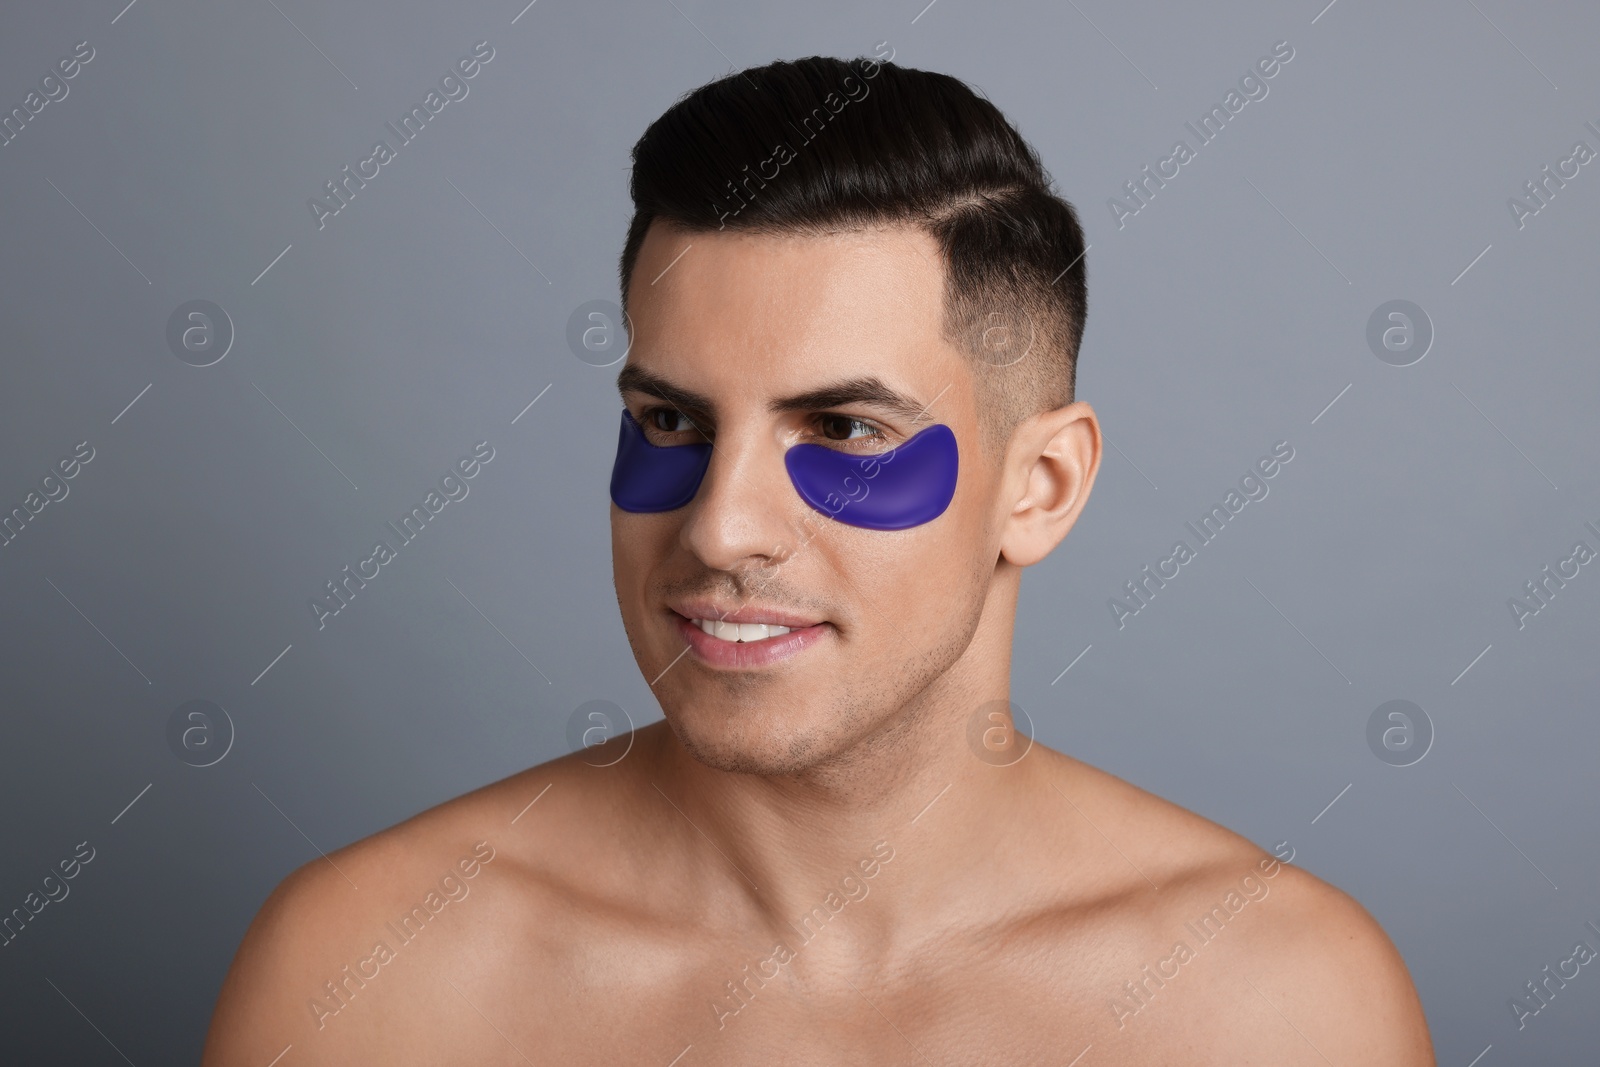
[203,219,1435,1065]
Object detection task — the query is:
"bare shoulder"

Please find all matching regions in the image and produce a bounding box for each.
[201,746,611,1066]
[1215,860,1435,1064]
[1031,748,1434,1064]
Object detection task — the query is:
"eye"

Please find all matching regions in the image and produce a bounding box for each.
[818,414,880,442]
[642,406,702,437]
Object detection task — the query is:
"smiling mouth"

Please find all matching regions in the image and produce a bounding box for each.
[667,608,830,668]
[686,618,795,642]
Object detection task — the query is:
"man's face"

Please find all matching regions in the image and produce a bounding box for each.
[612,220,1005,776]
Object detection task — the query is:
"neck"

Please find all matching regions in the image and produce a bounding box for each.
[635,565,1049,964]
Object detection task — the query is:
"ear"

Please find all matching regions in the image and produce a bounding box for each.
[998,401,1101,567]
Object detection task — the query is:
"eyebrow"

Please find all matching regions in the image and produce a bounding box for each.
[615,365,934,425]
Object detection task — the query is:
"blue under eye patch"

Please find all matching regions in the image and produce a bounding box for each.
[609,408,958,530]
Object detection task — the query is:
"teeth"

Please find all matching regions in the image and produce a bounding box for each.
[694,618,793,642]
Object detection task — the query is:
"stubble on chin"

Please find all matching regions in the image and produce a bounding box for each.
[663,696,839,777]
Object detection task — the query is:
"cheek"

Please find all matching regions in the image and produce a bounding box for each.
[832,538,985,711]
[843,527,980,639]
[612,513,675,582]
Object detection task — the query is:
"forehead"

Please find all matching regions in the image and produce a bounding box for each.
[625,220,965,402]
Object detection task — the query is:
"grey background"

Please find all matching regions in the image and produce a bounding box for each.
[1,0,1595,1061]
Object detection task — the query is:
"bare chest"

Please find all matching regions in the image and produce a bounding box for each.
[443,942,1235,1067]
[327,882,1263,1066]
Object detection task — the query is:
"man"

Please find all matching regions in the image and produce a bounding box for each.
[205,54,1434,1064]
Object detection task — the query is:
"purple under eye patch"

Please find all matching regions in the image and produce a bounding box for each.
[609,408,713,513]
[609,408,958,530]
[784,423,958,530]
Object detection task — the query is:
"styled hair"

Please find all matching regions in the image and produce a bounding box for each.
[618,53,1088,460]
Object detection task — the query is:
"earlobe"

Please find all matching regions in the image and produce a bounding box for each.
[999,402,1100,568]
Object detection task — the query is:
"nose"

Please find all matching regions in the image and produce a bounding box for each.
[677,423,800,575]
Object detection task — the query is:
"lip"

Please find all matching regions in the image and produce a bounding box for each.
[669,609,830,669]
[667,599,823,628]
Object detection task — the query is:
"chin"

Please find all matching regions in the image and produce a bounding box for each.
[663,697,860,777]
